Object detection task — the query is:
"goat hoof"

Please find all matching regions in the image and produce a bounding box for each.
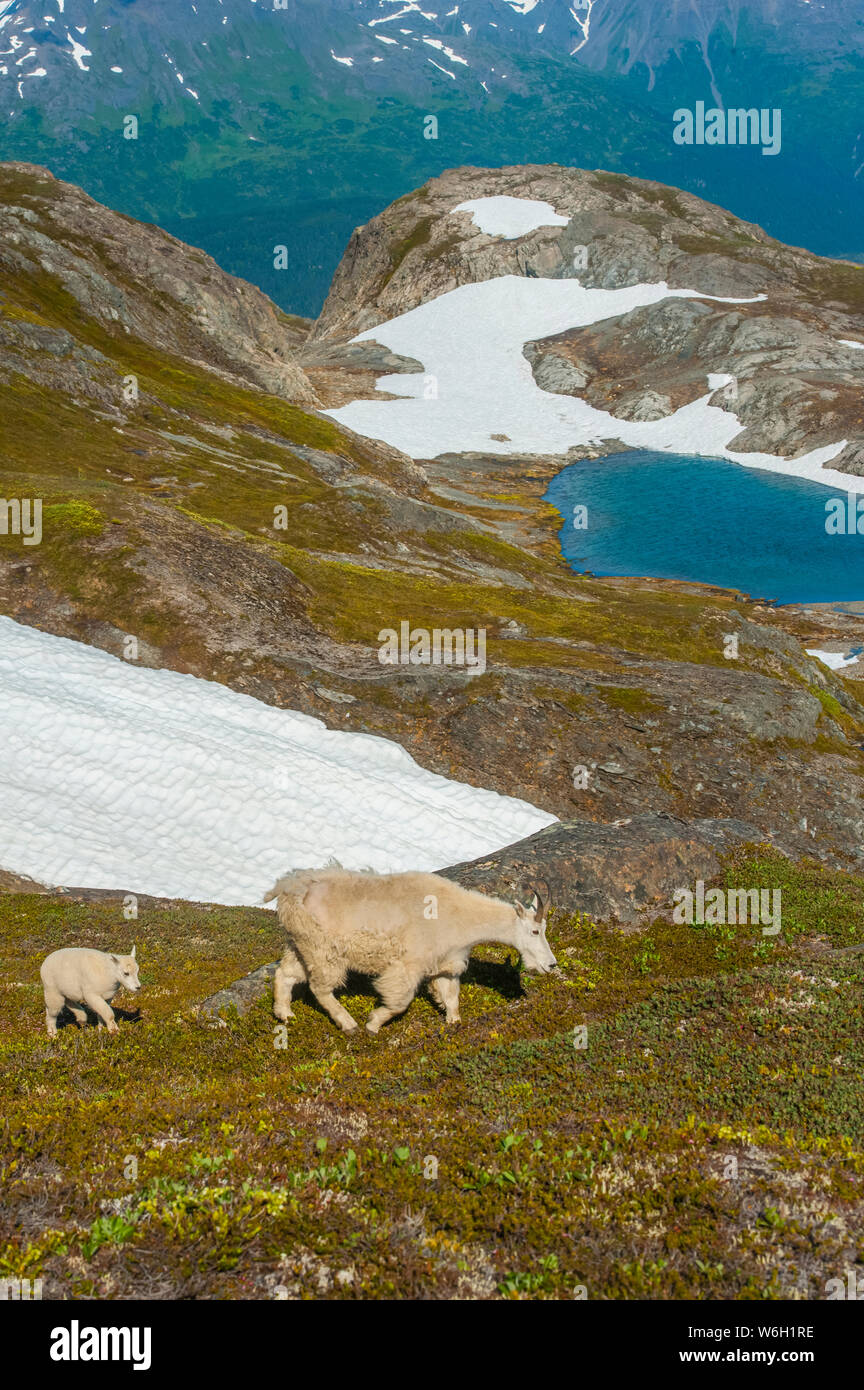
[342,1022,358,1034]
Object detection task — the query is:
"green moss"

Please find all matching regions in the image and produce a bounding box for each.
[42,500,105,538]
[628,211,667,238]
[388,216,434,276]
[675,232,760,258]
[389,185,431,209]
[812,685,844,721]
[273,543,745,672]
[637,184,687,219]
[427,233,463,262]
[591,170,630,200]
[808,682,863,740]
[596,686,661,714]
[802,259,864,313]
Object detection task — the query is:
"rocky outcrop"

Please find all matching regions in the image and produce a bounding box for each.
[440,814,780,925]
[524,296,864,462]
[0,163,317,406]
[312,163,864,468]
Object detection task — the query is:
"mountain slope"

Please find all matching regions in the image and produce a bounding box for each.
[2,160,864,871]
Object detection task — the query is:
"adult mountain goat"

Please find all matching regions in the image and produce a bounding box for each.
[264,868,556,1034]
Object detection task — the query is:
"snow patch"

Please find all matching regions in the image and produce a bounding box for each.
[0,618,556,905]
[65,30,91,70]
[423,37,468,65]
[452,195,569,239]
[427,57,455,78]
[806,649,859,670]
[326,275,855,491]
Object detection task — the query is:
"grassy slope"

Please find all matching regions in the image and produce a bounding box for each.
[1,852,862,1300]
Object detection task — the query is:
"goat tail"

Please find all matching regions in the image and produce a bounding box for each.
[262,862,344,906]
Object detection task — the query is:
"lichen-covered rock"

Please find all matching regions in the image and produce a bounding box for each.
[440,814,781,925]
[0,163,317,406]
[195,961,277,1027]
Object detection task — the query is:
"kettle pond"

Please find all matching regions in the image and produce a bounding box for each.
[547,450,864,604]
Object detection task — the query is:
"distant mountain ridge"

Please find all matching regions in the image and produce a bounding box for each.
[2,1,857,97]
[2,1,862,313]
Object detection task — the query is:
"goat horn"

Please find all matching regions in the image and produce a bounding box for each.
[527,878,551,919]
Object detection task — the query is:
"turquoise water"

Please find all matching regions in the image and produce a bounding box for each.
[544,451,864,605]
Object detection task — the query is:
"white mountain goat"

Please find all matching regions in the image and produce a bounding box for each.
[40,946,141,1037]
[263,868,556,1034]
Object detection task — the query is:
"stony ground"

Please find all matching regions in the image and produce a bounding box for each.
[2,850,862,1300]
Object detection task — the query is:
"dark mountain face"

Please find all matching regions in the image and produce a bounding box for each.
[2,0,862,314]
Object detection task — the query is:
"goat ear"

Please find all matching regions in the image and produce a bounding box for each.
[130,945,136,959]
[110,954,120,965]
[514,901,526,919]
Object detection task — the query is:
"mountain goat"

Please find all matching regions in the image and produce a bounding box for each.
[40,946,140,1037]
[263,868,556,1034]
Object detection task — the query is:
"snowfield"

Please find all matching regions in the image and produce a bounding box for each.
[806,648,860,671]
[451,196,569,238]
[0,618,556,905]
[327,274,856,492]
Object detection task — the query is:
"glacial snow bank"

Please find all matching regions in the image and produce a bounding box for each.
[327,276,856,491]
[0,618,556,905]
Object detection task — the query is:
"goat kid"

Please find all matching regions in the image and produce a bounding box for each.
[40,946,141,1037]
